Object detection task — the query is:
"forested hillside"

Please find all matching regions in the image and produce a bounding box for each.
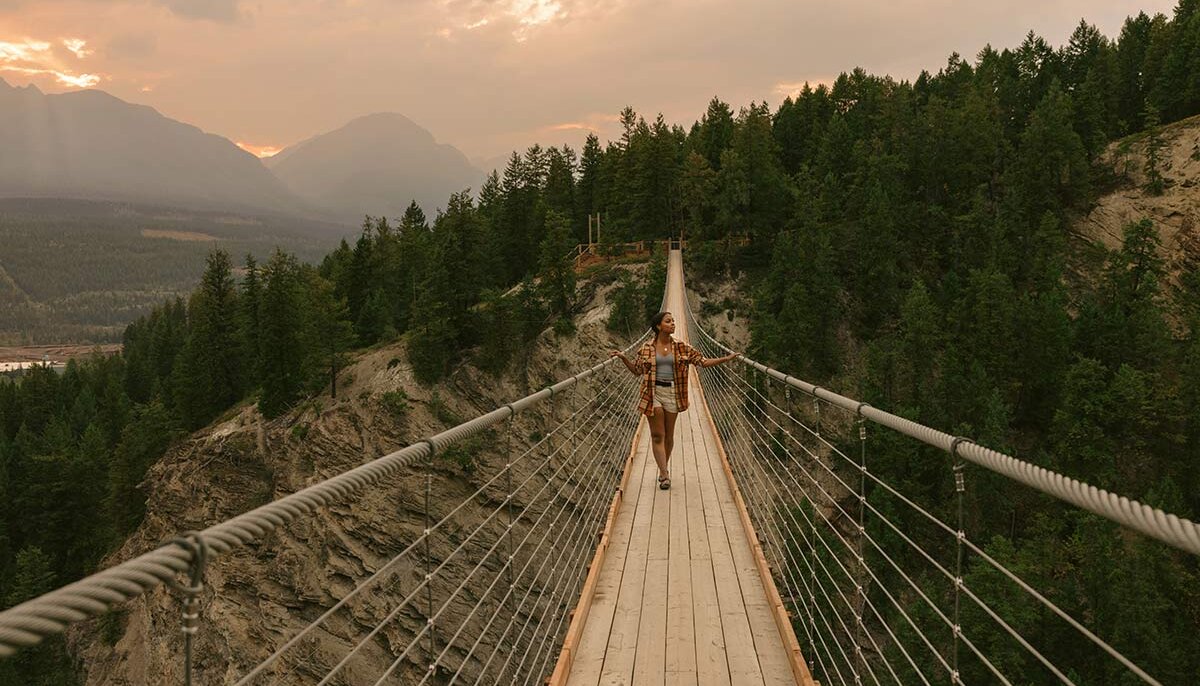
[3,2,1200,683]
[0,199,339,344]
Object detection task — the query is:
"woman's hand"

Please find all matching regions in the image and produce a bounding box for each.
[612,350,638,375]
[702,351,741,368]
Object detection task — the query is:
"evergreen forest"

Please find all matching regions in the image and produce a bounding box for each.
[3,3,1200,682]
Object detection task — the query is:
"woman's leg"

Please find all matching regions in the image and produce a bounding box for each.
[647,408,668,480]
[662,410,679,468]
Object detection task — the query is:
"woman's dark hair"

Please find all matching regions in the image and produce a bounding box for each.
[650,311,670,334]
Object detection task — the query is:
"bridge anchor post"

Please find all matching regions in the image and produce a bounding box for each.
[167,532,209,686]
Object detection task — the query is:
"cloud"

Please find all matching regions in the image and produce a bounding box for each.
[0,64,100,87]
[439,0,578,42]
[62,37,92,58]
[548,122,595,131]
[773,79,836,99]
[0,39,52,62]
[157,0,241,23]
[540,111,620,134]
[0,37,101,87]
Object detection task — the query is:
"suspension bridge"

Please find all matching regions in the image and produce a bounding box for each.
[0,249,1197,685]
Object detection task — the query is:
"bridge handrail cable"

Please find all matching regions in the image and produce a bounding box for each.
[684,298,1200,557]
[232,369,638,684]
[0,328,653,662]
[679,267,1189,685]
[699,352,1058,684]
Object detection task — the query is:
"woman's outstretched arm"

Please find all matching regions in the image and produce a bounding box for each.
[610,350,642,376]
[683,342,739,368]
[700,352,740,368]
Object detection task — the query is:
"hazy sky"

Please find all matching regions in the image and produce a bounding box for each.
[0,0,1180,168]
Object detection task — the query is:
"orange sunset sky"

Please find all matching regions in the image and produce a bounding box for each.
[0,0,1178,168]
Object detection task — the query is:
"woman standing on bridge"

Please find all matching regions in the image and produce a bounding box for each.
[611,312,739,490]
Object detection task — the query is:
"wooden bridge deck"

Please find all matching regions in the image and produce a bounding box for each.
[556,250,808,686]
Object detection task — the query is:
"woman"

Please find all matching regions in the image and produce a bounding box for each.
[610,311,739,490]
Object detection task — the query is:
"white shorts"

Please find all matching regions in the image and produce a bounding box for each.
[653,384,679,413]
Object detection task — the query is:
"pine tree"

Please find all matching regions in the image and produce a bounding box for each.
[679,152,718,239]
[537,210,576,321]
[721,103,792,242]
[407,274,456,384]
[750,202,836,375]
[346,225,377,337]
[606,271,643,338]
[239,253,263,388]
[575,134,604,242]
[301,268,354,399]
[1142,103,1166,195]
[896,279,943,412]
[1151,0,1200,121]
[4,545,55,607]
[500,152,538,281]
[1008,81,1090,224]
[1115,12,1155,134]
[1014,31,1062,121]
[694,97,735,170]
[958,268,1019,394]
[258,250,305,418]
[173,250,241,428]
[544,146,576,220]
[104,400,179,539]
[475,288,518,376]
[397,200,433,332]
[355,288,392,346]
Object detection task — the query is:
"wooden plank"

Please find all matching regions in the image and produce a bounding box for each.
[568,429,651,684]
[632,453,670,682]
[596,428,659,684]
[664,412,696,681]
[690,384,765,686]
[680,398,730,686]
[691,557,731,686]
[549,417,645,685]
[693,398,794,683]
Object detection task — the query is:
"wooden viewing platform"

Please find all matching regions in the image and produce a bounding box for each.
[552,250,815,686]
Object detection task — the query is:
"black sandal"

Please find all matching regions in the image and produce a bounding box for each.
[659,476,671,490]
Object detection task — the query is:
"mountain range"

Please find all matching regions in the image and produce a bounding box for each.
[0,78,484,227]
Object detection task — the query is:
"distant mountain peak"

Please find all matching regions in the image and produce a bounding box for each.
[268,112,483,221]
[332,111,435,144]
[351,111,419,125]
[0,77,43,95]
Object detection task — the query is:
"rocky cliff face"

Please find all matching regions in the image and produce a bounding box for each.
[67,266,646,684]
[1080,113,1200,288]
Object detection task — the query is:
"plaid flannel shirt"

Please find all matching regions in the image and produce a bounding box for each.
[635,338,705,416]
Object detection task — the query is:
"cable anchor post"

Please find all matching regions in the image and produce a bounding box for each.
[168,532,209,686]
[422,439,436,673]
[813,394,821,439]
[502,411,517,618]
[854,412,867,684]
[949,436,971,685]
